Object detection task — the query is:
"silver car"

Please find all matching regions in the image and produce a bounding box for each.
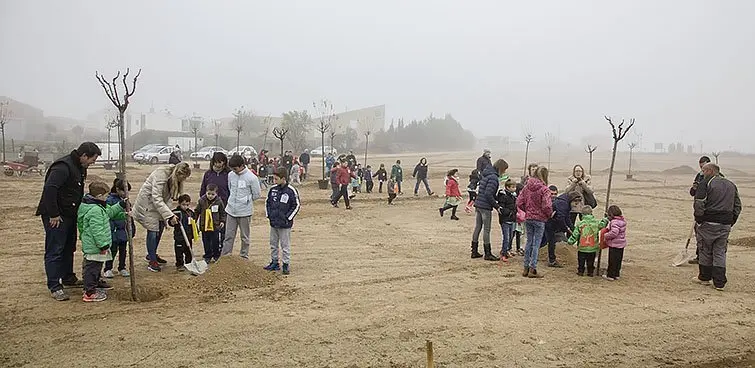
[190,146,227,160]
[137,145,176,164]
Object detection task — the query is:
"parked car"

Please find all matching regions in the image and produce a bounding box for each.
[228,146,257,160]
[135,145,177,164]
[310,146,337,156]
[131,144,161,161]
[190,146,227,160]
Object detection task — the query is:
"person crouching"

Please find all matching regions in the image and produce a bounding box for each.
[567,206,607,277]
[264,168,301,275]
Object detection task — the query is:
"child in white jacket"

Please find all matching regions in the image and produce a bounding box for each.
[221,155,262,259]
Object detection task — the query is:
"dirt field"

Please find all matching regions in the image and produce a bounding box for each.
[1,151,754,368]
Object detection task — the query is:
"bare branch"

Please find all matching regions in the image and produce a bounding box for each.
[95,72,119,107]
[585,144,597,153]
[127,69,142,98]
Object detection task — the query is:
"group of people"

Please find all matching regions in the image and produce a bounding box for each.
[39,143,301,302]
[252,149,310,187]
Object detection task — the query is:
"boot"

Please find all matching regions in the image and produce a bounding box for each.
[528,268,544,278]
[522,267,530,277]
[483,244,500,261]
[471,242,483,259]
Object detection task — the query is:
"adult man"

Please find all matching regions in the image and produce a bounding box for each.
[299,149,311,180]
[476,149,492,177]
[345,150,357,170]
[282,151,293,175]
[36,142,101,301]
[689,155,711,264]
[693,163,741,291]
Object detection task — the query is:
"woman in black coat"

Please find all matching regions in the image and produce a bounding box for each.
[412,157,434,196]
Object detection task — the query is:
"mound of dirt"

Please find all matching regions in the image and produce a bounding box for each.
[723,168,749,176]
[187,256,280,295]
[662,165,697,175]
[538,243,578,264]
[729,236,755,248]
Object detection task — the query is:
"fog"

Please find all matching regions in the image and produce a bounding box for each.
[1,0,754,151]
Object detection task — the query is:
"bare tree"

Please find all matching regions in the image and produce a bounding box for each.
[585,144,597,176]
[190,118,202,168]
[329,129,337,155]
[360,116,377,167]
[95,67,141,301]
[313,100,337,180]
[280,110,312,153]
[712,152,720,165]
[213,120,222,148]
[544,132,555,168]
[273,127,289,158]
[232,107,253,151]
[260,115,272,153]
[522,130,535,177]
[0,101,12,163]
[596,116,635,274]
[627,142,637,178]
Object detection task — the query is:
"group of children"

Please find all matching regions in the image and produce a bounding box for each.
[447,165,628,281]
[329,159,402,207]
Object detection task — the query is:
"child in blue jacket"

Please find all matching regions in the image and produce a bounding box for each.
[264,167,301,275]
[103,178,135,278]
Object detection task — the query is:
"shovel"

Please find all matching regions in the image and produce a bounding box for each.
[175,212,208,275]
[671,224,696,267]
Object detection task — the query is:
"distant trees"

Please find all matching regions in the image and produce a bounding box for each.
[280,110,312,154]
[371,114,475,153]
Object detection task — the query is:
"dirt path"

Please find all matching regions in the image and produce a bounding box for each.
[1,154,754,367]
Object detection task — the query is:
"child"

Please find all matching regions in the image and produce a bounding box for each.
[78,181,126,302]
[172,194,196,271]
[222,154,262,258]
[439,169,462,220]
[351,174,361,196]
[194,183,226,263]
[373,163,388,193]
[391,160,404,195]
[264,168,301,275]
[497,179,517,259]
[387,177,398,205]
[567,206,608,277]
[103,178,135,278]
[364,165,374,193]
[603,205,627,281]
[290,161,301,185]
[465,168,480,214]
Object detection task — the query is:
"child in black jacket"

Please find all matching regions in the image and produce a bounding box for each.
[374,164,388,193]
[497,179,518,259]
[172,194,195,271]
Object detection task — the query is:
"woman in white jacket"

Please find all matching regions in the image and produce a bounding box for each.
[133,162,191,272]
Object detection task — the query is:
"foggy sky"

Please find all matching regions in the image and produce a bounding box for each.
[1,0,754,151]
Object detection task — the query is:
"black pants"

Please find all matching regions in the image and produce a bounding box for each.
[175,240,193,267]
[577,251,596,275]
[378,181,384,193]
[83,259,103,294]
[388,193,397,204]
[366,181,374,193]
[330,182,339,201]
[440,204,458,217]
[607,247,624,278]
[332,184,350,207]
[515,230,522,251]
[541,224,558,264]
[202,231,221,261]
[104,240,127,272]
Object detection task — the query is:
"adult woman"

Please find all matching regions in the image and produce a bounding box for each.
[470,159,509,261]
[517,166,552,278]
[201,152,230,204]
[520,163,539,185]
[565,164,595,210]
[133,162,192,272]
[412,157,434,196]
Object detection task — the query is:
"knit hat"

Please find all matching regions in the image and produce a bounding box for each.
[581,205,593,215]
[548,185,558,192]
[483,148,491,155]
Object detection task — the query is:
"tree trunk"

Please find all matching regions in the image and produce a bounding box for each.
[596,140,619,274]
[116,110,138,302]
[523,142,531,176]
[236,131,241,153]
[321,131,326,179]
[547,148,552,169]
[588,152,593,176]
[628,149,633,175]
[2,125,7,163]
[364,135,369,167]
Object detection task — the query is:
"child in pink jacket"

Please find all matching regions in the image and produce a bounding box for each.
[603,205,627,281]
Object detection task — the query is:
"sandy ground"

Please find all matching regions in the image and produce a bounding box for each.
[1,151,754,368]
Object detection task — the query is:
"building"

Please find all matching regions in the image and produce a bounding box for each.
[0,96,46,140]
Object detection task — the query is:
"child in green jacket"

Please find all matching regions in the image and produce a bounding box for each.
[77,181,126,302]
[567,206,608,277]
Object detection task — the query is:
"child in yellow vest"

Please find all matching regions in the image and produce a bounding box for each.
[194,183,227,263]
[567,206,608,276]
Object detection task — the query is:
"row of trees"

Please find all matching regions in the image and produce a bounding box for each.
[371,114,476,153]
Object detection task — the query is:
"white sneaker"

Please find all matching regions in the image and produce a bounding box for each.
[103,270,114,278]
[119,269,130,277]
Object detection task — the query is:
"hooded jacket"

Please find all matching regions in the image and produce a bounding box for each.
[373,167,388,181]
[413,161,429,180]
[445,176,462,197]
[693,175,741,225]
[334,166,354,185]
[496,189,517,223]
[172,207,195,243]
[106,193,135,243]
[391,164,403,181]
[266,183,301,229]
[194,195,227,232]
[78,194,125,256]
[36,151,87,219]
[549,193,578,232]
[299,152,310,165]
[476,155,492,176]
[604,216,627,249]
[516,178,553,222]
[133,166,180,232]
[474,165,500,211]
[200,167,231,204]
[566,214,607,253]
[226,167,262,217]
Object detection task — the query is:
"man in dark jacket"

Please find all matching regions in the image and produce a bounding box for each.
[688,155,711,264]
[299,150,311,180]
[693,163,741,290]
[476,149,492,178]
[412,158,434,196]
[282,151,294,174]
[264,168,301,275]
[541,189,580,268]
[36,142,101,301]
[345,150,357,170]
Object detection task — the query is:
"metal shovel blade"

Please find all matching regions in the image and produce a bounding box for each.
[185,259,208,275]
[671,248,691,267]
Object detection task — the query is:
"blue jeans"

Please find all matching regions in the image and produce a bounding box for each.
[146,221,165,262]
[42,215,78,292]
[414,178,431,195]
[524,220,546,270]
[501,222,516,255]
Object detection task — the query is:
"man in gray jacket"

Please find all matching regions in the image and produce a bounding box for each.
[692,163,741,290]
[222,154,262,259]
